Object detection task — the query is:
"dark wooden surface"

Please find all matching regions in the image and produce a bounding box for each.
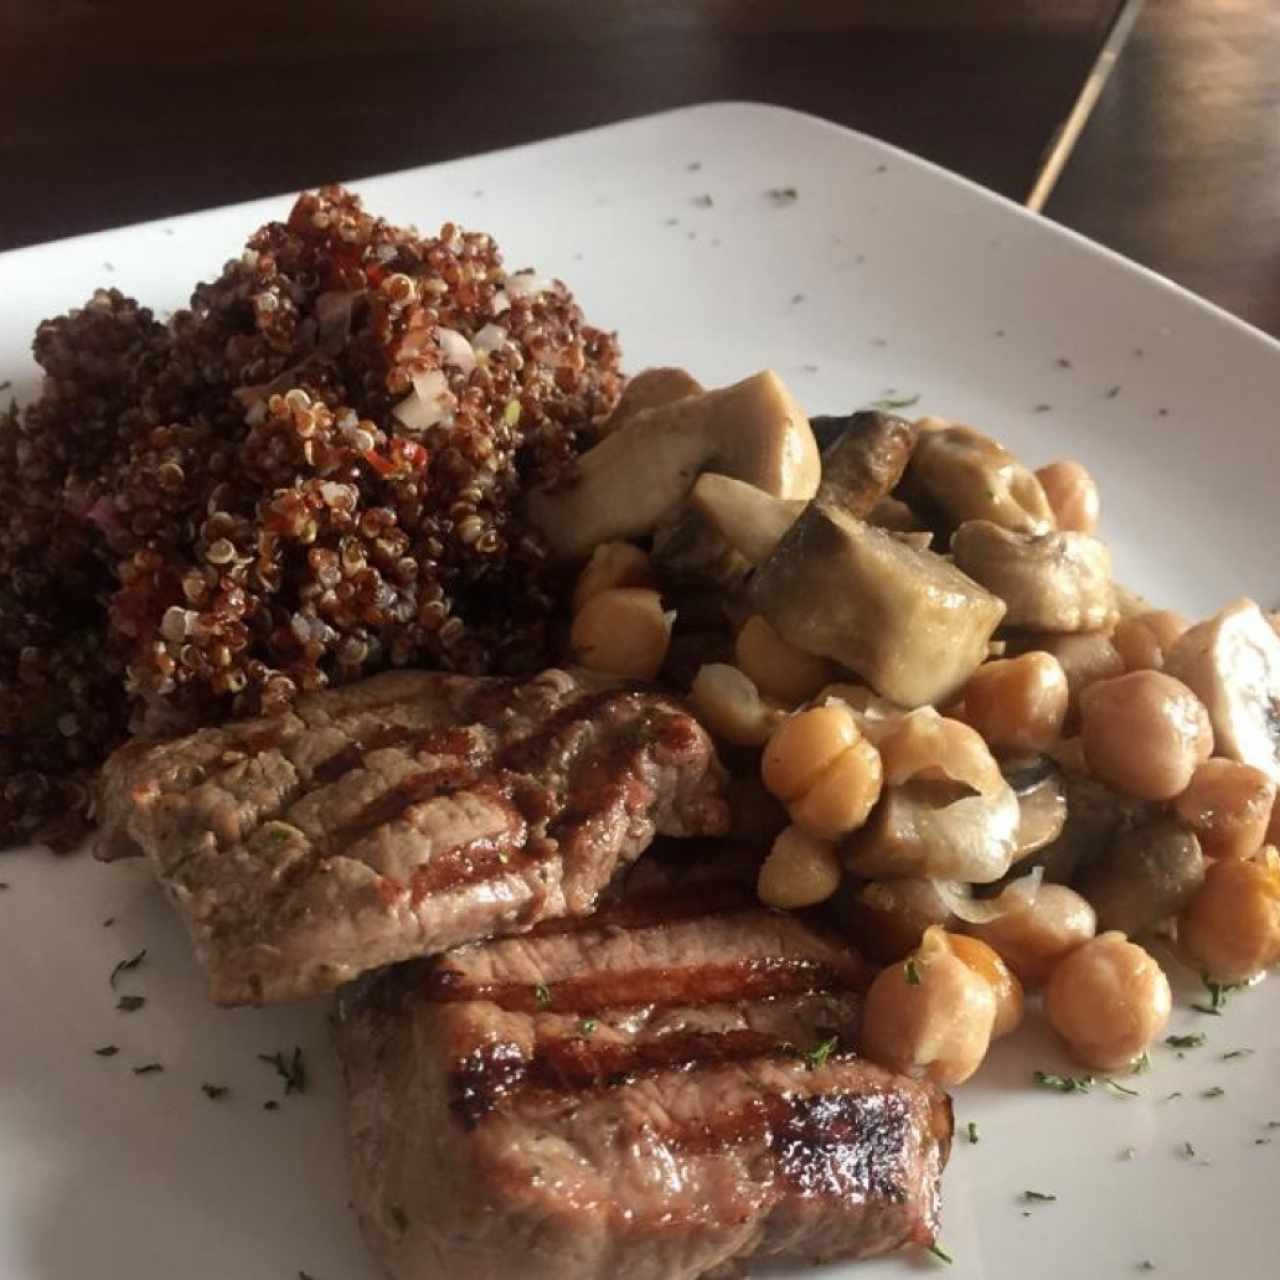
[1046,0,1280,338]
[0,1,1115,249]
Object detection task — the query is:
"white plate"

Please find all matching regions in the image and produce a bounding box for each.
[2,102,1278,1280]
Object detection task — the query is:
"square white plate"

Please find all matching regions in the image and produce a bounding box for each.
[2,102,1278,1280]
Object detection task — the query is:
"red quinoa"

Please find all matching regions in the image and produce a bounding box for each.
[0,186,623,848]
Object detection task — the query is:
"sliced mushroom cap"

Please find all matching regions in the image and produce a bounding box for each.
[907,424,1056,535]
[527,370,818,560]
[951,519,1114,632]
[837,876,957,962]
[1025,768,1155,884]
[751,502,1005,707]
[1074,817,1205,937]
[594,366,704,439]
[843,777,1020,883]
[1164,597,1280,782]
[815,411,919,516]
[1002,754,1069,860]
[682,472,806,567]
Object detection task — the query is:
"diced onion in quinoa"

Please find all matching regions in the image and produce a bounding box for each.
[394,369,455,431]
[506,270,553,301]
[436,327,477,375]
[473,323,508,354]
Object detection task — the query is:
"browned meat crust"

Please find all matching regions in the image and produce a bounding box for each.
[336,890,952,1280]
[95,668,728,1004]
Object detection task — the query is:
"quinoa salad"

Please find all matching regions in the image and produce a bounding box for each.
[0,186,622,847]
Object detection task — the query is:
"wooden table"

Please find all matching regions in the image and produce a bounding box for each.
[0,1,1116,246]
[4,0,1277,339]
[1046,0,1280,338]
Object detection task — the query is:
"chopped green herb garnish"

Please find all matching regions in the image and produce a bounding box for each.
[132,1062,163,1075]
[1202,1086,1225,1099]
[109,948,146,988]
[904,958,922,986]
[1106,385,1121,399]
[1120,1146,1137,1161]
[1131,1052,1151,1075]
[263,1100,279,1111]
[692,194,714,208]
[1162,1092,1183,1102]
[1033,1070,1092,1094]
[116,995,146,1013]
[578,1018,598,1036]
[0,881,9,890]
[687,161,702,172]
[1103,1078,1140,1098]
[299,1272,316,1280]
[533,982,552,1009]
[766,186,798,205]
[201,1083,228,1100]
[1165,1033,1206,1049]
[1055,357,1073,369]
[1023,1190,1057,1203]
[870,391,920,410]
[803,1035,839,1071]
[926,1243,953,1265]
[258,1046,306,1095]
[94,1045,119,1057]
[1182,1141,1196,1158]
[966,1121,979,1144]
[1196,976,1245,1013]
[1221,1048,1253,1060]
[1033,403,1052,413]
[1267,1121,1280,1129]
[1256,1138,1272,1146]
[390,1204,409,1231]
[1137,1263,1156,1273]
[102,916,115,927]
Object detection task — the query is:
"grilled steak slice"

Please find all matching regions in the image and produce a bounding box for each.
[336,897,952,1280]
[95,668,729,1005]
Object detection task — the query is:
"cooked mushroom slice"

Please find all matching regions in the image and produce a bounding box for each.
[951,520,1113,632]
[595,366,703,438]
[844,777,1020,883]
[1003,754,1068,861]
[679,472,806,567]
[1027,769,1154,884]
[751,502,1005,707]
[907,424,1056,535]
[815,411,919,516]
[837,876,957,962]
[867,495,927,534]
[1165,597,1280,782]
[527,370,818,559]
[1074,817,1204,937]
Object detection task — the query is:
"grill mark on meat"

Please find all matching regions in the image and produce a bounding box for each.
[424,955,861,1012]
[96,669,730,1004]
[451,1028,807,1126]
[311,723,425,784]
[493,689,640,773]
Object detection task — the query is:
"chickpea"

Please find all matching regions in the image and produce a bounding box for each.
[1174,758,1276,860]
[1112,609,1189,673]
[690,663,784,747]
[1080,671,1213,801]
[1044,932,1171,1071]
[571,542,653,613]
[762,704,884,841]
[947,933,1024,1038]
[957,652,1068,753]
[757,825,842,909]
[1032,631,1125,726]
[965,882,1096,989]
[735,615,835,707]
[1178,850,1280,983]
[762,704,857,800]
[570,588,671,680]
[789,736,884,841]
[860,926,997,1086]
[1035,460,1099,534]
